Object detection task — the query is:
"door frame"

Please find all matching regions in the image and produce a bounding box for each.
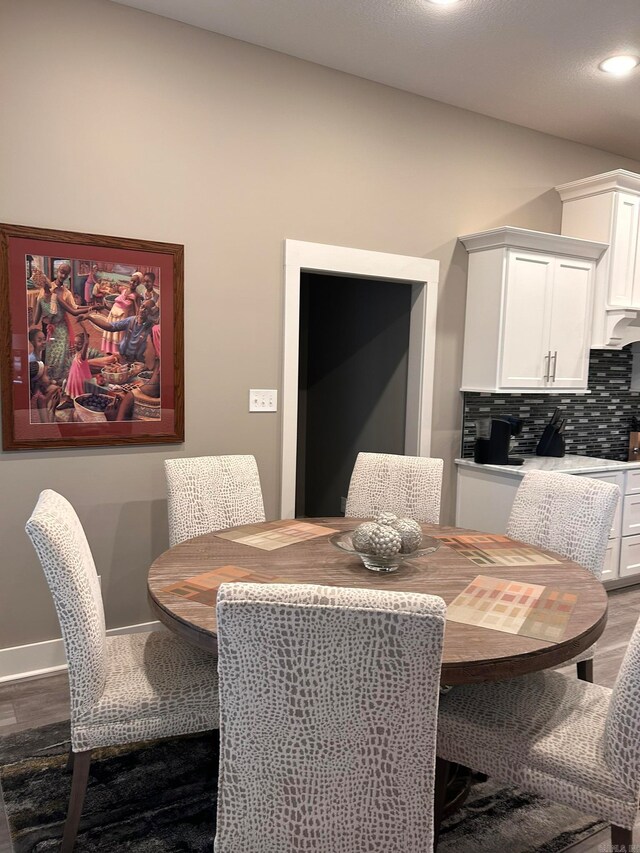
[281,239,439,518]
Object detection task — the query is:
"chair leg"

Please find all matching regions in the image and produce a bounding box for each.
[65,745,74,773]
[433,757,450,851]
[61,750,91,853]
[577,659,593,682]
[611,825,633,851]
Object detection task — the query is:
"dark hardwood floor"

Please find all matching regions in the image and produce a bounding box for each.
[0,586,638,852]
[0,669,71,852]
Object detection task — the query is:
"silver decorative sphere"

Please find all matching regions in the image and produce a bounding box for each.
[392,518,423,554]
[376,512,398,527]
[352,521,379,554]
[369,525,402,557]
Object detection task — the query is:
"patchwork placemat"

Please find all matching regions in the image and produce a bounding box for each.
[447,575,577,642]
[161,565,288,606]
[215,520,339,551]
[437,534,561,567]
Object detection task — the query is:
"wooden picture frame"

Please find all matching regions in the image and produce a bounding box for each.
[0,223,184,450]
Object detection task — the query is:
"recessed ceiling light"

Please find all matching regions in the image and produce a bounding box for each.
[427,0,461,5]
[598,55,639,76]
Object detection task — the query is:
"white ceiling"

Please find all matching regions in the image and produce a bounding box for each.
[111,0,640,160]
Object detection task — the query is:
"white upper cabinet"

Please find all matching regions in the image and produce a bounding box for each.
[549,258,594,387]
[500,251,553,388]
[610,193,640,307]
[460,227,607,393]
[557,170,640,348]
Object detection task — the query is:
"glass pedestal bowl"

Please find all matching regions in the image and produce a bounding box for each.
[329,530,441,573]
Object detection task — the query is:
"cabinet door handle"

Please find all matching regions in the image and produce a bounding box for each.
[543,351,550,382]
[551,350,558,382]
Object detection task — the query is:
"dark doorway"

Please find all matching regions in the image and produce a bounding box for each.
[296,273,413,518]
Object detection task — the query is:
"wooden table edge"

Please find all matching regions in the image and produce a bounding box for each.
[440,603,608,684]
[148,578,608,683]
[148,588,218,654]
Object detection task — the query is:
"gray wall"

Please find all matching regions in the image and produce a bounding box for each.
[1,0,640,651]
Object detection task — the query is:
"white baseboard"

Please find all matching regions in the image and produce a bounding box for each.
[0,621,163,684]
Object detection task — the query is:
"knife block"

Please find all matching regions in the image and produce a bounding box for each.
[629,432,640,462]
[535,424,565,457]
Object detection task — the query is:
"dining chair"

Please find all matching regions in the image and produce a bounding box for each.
[436,611,640,852]
[164,454,266,546]
[345,452,444,523]
[25,489,220,853]
[214,581,447,853]
[507,471,619,682]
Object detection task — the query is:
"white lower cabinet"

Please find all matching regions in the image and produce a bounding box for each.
[625,468,640,495]
[620,535,640,578]
[602,538,621,583]
[622,493,640,536]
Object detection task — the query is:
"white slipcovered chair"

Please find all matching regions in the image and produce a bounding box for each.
[25,490,219,853]
[345,452,444,523]
[436,612,640,852]
[214,581,446,853]
[165,454,265,546]
[507,471,619,682]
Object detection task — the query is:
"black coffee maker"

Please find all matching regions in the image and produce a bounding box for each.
[474,416,524,466]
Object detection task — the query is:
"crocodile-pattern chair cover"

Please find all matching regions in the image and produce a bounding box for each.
[345,452,444,523]
[215,582,447,853]
[165,454,265,547]
[25,490,219,753]
[437,613,640,831]
[507,471,619,666]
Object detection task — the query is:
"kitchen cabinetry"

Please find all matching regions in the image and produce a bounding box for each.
[603,539,621,584]
[455,456,640,587]
[622,493,640,536]
[460,227,607,392]
[556,170,640,348]
[620,536,640,578]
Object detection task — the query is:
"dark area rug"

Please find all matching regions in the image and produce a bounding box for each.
[0,720,606,852]
[438,777,606,853]
[0,721,217,852]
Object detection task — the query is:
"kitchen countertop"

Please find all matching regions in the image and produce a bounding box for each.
[455,454,640,477]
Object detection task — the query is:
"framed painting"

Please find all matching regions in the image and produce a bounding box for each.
[0,223,184,450]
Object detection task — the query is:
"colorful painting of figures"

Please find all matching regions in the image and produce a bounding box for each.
[27,255,161,425]
[0,224,183,450]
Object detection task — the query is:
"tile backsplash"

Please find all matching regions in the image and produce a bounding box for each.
[462,348,640,461]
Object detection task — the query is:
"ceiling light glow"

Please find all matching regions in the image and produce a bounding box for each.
[427,0,461,5]
[598,55,639,76]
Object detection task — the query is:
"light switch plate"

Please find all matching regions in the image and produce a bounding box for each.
[249,389,278,412]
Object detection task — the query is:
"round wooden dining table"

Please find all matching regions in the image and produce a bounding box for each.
[147,518,608,685]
